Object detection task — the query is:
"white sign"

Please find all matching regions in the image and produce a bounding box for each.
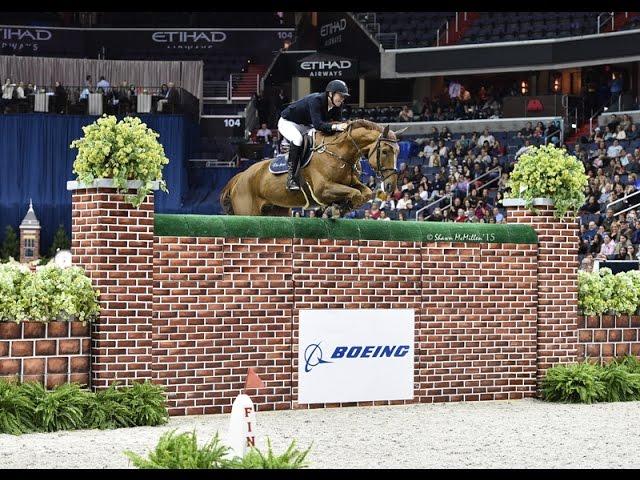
[320,19,347,37]
[227,394,257,458]
[298,309,414,404]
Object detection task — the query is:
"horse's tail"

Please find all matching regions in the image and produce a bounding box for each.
[220,173,241,215]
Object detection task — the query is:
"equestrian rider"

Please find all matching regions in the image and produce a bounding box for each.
[277,79,350,191]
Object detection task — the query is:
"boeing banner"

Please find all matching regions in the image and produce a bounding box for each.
[298,309,414,404]
[295,52,358,78]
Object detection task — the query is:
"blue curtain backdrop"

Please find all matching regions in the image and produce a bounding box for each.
[0,113,193,255]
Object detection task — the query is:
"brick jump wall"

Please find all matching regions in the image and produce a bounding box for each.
[69,187,583,416]
[0,321,90,387]
[154,237,538,415]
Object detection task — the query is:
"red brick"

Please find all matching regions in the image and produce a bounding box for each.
[0,341,8,357]
[59,339,81,355]
[46,374,68,389]
[0,323,21,339]
[70,373,89,386]
[23,358,45,375]
[47,322,69,337]
[11,341,33,357]
[70,322,91,337]
[35,340,57,356]
[23,323,46,338]
[70,357,89,373]
[0,359,20,375]
[47,357,68,374]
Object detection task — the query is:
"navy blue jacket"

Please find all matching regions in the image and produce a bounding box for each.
[280,92,342,134]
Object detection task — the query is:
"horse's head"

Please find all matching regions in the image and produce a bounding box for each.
[361,124,408,191]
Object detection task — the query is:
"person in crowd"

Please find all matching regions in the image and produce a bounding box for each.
[256,123,272,143]
[398,105,413,122]
[54,81,67,114]
[157,81,180,113]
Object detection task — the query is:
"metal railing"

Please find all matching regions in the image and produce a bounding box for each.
[608,189,640,218]
[416,194,453,221]
[203,81,230,100]
[597,12,615,33]
[466,166,502,196]
[376,32,398,49]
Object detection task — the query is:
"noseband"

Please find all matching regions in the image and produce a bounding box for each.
[346,126,399,183]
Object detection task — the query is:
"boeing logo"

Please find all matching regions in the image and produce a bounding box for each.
[303,343,410,372]
[303,343,332,373]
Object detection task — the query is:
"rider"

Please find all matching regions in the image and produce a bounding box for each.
[277,79,350,191]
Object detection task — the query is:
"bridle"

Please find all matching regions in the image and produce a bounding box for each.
[313,123,399,183]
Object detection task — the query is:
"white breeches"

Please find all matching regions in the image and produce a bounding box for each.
[277,117,311,147]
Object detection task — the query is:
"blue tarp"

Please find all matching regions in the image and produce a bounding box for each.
[0,113,194,254]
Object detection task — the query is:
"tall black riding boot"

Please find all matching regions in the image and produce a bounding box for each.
[286,143,302,191]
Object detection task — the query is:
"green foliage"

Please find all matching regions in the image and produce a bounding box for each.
[124,430,231,469]
[0,261,30,321]
[578,268,640,315]
[0,379,169,435]
[70,115,170,207]
[1,225,19,262]
[0,380,36,434]
[506,144,588,219]
[32,383,90,432]
[541,361,605,403]
[86,385,135,429]
[225,439,312,469]
[542,357,640,403]
[120,381,169,427]
[125,431,311,470]
[0,262,99,323]
[49,224,71,258]
[599,363,640,402]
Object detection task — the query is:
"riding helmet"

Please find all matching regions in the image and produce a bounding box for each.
[325,80,350,96]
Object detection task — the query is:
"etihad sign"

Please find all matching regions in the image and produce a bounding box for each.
[320,19,347,37]
[152,31,227,43]
[2,28,52,41]
[300,59,352,77]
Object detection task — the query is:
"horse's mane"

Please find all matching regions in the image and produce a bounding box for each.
[346,119,398,140]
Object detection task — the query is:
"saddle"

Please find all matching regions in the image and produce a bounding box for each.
[268,133,315,175]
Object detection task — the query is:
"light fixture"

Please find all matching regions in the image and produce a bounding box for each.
[552,73,562,93]
[571,123,577,129]
[520,80,529,95]
[604,106,609,111]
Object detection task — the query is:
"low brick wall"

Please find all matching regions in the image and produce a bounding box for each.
[577,315,640,362]
[0,322,91,387]
[67,188,580,416]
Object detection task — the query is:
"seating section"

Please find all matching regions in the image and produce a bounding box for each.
[375,12,455,48]
[457,12,599,44]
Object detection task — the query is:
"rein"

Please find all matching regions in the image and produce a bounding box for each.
[311,123,399,183]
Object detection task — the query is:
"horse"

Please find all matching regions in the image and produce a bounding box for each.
[220,119,405,216]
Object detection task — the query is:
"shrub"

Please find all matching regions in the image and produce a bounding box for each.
[124,432,312,469]
[225,439,312,469]
[70,115,170,207]
[0,262,99,323]
[599,363,640,402]
[578,268,640,316]
[124,430,230,469]
[0,380,36,435]
[0,379,169,435]
[541,361,605,403]
[506,144,588,219]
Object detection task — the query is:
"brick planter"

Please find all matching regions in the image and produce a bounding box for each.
[577,314,640,362]
[0,321,91,388]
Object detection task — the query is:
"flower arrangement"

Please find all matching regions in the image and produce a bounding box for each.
[578,268,640,315]
[506,144,588,219]
[70,115,169,207]
[0,261,99,323]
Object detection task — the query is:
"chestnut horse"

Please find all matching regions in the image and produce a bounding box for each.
[220,119,404,216]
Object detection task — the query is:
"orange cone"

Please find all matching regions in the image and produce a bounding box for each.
[245,367,265,390]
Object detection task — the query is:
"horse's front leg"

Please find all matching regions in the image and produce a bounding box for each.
[317,183,368,212]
